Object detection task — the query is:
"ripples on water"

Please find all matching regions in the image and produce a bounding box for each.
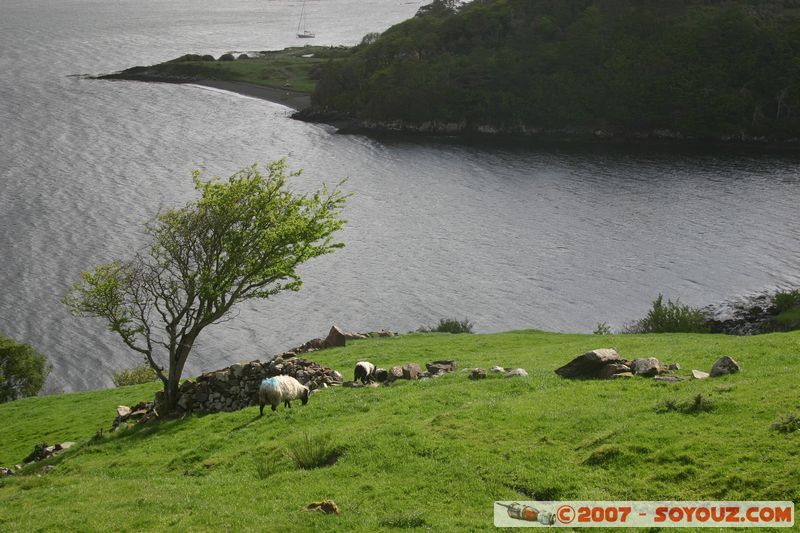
[2,0,800,392]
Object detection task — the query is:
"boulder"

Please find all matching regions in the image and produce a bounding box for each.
[116,405,131,418]
[324,326,347,348]
[632,357,662,377]
[555,348,621,379]
[710,356,740,377]
[691,369,710,379]
[470,368,487,380]
[667,363,681,371]
[426,360,456,374]
[597,363,632,380]
[505,368,528,378]
[402,363,422,380]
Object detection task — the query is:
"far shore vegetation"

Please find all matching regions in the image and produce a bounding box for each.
[103,0,800,142]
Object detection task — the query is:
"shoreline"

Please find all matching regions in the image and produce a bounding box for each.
[96,74,800,148]
[187,79,311,111]
[96,75,311,111]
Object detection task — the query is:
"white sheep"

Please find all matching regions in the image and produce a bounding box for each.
[354,361,376,384]
[259,375,310,415]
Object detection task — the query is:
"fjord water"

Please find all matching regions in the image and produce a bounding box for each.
[2,0,800,392]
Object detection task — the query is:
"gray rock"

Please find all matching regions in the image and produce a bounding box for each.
[654,376,682,383]
[387,366,403,382]
[668,363,681,371]
[402,363,422,380]
[611,372,633,379]
[324,325,347,348]
[710,356,740,377]
[691,369,710,379]
[470,368,487,380]
[505,368,528,378]
[490,366,506,373]
[597,363,633,380]
[555,349,621,379]
[426,360,457,374]
[632,357,662,377]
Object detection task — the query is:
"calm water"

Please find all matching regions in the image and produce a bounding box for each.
[2,0,800,392]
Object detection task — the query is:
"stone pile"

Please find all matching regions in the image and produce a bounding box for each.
[1,441,76,476]
[170,356,344,414]
[555,349,741,382]
[281,326,398,357]
[470,366,529,379]
[112,401,158,430]
[343,360,458,387]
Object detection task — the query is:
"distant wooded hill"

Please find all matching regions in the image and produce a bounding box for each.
[308,0,800,140]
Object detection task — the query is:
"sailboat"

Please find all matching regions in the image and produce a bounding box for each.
[296,0,315,38]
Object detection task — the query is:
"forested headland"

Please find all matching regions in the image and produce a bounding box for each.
[304,0,800,141]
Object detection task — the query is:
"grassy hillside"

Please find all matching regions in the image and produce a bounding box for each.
[310,0,800,140]
[1,330,799,531]
[101,46,348,93]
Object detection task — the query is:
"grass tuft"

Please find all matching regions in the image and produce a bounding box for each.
[379,511,427,529]
[770,413,800,433]
[254,454,285,479]
[583,445,624,466]
[657,394,715,414]
[284,432,339,470]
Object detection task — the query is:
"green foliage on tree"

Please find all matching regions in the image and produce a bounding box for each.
[65,160,348,411]
[312,0,800,139]
[0,335,50,403]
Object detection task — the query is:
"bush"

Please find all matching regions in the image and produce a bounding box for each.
[237,54,249,60]
[419,318,474,334]
[0,335,50,403]
[593,322,612,335]
[657,394,715,414]
[772,289,800,314]
[284,432,339,469]
[771,413,800,433]
[218,53,235,61]
[112,365,159,387]
[627,294,709,333]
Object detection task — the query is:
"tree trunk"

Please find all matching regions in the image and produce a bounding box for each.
[163,333,198,413]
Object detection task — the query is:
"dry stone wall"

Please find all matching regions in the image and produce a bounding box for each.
[160,356,343,414]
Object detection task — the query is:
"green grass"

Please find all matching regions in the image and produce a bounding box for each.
[106,46,351,93]
[1,330,799,531]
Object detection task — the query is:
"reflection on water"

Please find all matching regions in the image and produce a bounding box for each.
[1,0,799,392]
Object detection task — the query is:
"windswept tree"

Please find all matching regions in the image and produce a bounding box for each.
[65,160,347,412]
